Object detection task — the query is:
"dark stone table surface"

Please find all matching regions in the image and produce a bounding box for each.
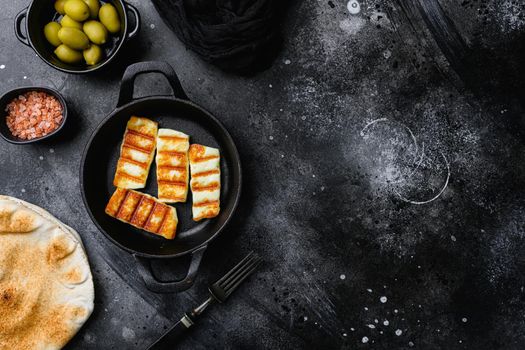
[1,0,525,349]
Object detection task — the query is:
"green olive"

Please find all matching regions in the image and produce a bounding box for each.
[57,27,90,50]
[83,44,103,65]
[83,20,108,45]
[54,0,68,15]
[44,22,62,47]
[64,0,90,22]
[98,3,120,34]
[82,0,100,19]
[60,15,83,30]
[54,44,83,64]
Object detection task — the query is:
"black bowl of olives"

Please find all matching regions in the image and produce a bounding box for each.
[14,0,140,74]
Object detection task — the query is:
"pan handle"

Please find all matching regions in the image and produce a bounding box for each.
[14,7,30,47]
[117,61,188,107]
[133,245,207,293]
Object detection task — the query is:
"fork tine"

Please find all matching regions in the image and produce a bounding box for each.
[224,257,262,297]
[220,254,260,290]
[215,251,255,286]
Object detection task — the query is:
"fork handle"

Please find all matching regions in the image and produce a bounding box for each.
[147,314,196,349]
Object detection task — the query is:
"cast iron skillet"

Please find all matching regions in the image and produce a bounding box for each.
[81,61,242,293]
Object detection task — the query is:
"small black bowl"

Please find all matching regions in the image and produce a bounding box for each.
[0,87,68,144]
[14,0,140,74]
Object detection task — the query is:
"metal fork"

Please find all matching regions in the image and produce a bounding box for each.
[147,252,263,349]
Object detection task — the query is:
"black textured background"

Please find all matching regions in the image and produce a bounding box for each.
[1,0,525,349]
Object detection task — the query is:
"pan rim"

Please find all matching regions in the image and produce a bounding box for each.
[80,95,242,259]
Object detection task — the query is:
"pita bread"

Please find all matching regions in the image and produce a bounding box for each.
[0,196,94,350]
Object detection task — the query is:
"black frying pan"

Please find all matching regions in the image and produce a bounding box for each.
[81,61,242,293]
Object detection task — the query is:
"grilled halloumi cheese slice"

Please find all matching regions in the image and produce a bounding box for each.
[189,144,221,221]
[113,116,158,189]
[105,188,178,239]
[156,129,190,203]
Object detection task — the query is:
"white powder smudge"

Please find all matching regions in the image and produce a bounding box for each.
[374,319,378,324]
[39,156,44,160]
[383,50,392,59]
[342,332,347,337]
[150,23,155,29]
[367,324,376,329]
[380,296,387,303]
[347,0,361,15]
[367,288,373,293]
[49,148,54,153]
[269,84,273,88]
[362,336,369,343]
[350,328,355,331]
[23,76,27,79]
[359,118,450,205]
[269,135,274,140]
[393,150,450,205]
[394,309,398,313]
[284,59,291,65]
[409,341,414,347]
[0,65,5,69]
[340,274,346,280]
[451,235,457,241]
[395,329,403,336]
[339,17,366,36]
[383,320,389,326]
[21,189,26,193]
[122,327,136,341]
[462,317,467,323]
[364,307,369,311]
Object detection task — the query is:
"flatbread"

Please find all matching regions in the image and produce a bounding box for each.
[0,196,94,350]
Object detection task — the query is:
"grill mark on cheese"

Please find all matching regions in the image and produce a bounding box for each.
[129,194,145,225]
[193,200,219,207]
[115,189,130,218]
[142,201,158,232]
[123,135,154,152]
[158,150,186,158]
[156,206,170,234]
[119,157,148,169]
[158,180,187,187]
[191,183,220,192]
[158,165,186,171]
[192,155,220,163]
[159,195,186,201]
[115,171,143,182]
[144,204,167,233]
[192,169,220,177]
[127,129,155,141]
[122,144,152,155]
[158,135,188,142]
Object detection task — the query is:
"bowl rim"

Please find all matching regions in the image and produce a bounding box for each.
[25,0,130,74]
[0,86,68,144]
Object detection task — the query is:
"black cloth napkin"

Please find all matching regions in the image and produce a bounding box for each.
[151,0,287,75]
